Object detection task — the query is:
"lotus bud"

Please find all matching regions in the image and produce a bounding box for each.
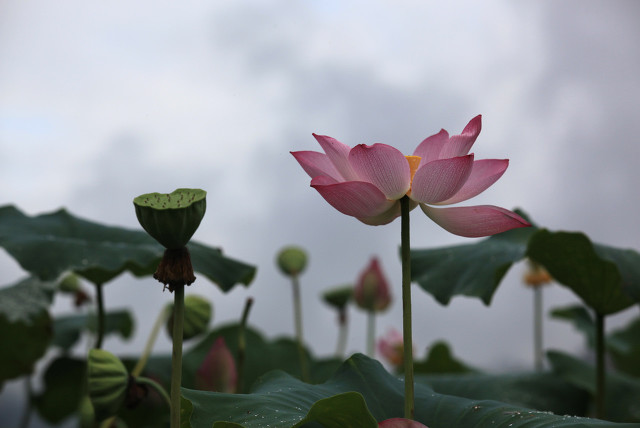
[87,349,129,421]
[354,257,391,312]
[377,328,407,367]
[195,337,237,393]
[276,246,307,277]
[133,188,206,291]
[166,295,212,340]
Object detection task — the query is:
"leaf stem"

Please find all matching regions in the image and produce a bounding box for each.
[94,282,105,349]
[170,284,185,428]
[237,297,254,393]
[595,311,605,419]
[291,273,310,382]
[132,304,172,377]
[400,195,414,419]
[18,376,32,428]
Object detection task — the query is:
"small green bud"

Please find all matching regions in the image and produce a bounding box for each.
[167,295,212,340]
[276,246,308,276]
[87,349,129,421]
[322,285,353,310]
[133,188,206,250]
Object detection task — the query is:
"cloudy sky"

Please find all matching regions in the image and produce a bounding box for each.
[2,1,640,418]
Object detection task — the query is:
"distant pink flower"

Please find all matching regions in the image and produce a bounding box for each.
[196,337,237,393]
[379,418,429,428]
[292,115,530,236]
[354,257,391,312]
[377,328,410,367]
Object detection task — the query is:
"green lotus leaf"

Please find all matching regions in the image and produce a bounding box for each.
[0,276,55,383]
[181,354,637,427]
[134,188,206,250]
[0,205,255,291]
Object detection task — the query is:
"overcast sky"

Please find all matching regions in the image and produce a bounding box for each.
[2,2,640,415]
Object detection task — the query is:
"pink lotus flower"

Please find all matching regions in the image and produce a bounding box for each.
[195,337,237,393]
[379,418,429,428]
[292,115,530,236]
[354,257,392,312]
[378,328,410,367]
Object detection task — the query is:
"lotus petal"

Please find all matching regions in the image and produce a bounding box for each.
[420,204,531,237]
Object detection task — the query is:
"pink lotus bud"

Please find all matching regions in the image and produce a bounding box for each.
[379,418,429,428]
[354,257,391,312]
[377,328,410,367]
[196,337,237,393]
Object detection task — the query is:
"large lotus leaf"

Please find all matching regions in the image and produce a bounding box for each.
[419,371,588,417]
[410,218,537,305]
[129,323,342,393]
[550,304,596,348]
[33,357,86,424]
[0,205,255,291]
[52,309,134,351]
[527,230,635,315]
[0,276,56,382]
[547,350,640,422]
[181,354,637,428]
[606,316,640,378]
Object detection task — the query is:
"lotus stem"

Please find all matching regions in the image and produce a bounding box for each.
[18,376,33,428]
[95,282,105,349]
[336,308,348,358]
[170,284,185,428]
[533,286,543,371]
[237,297,254,393]
[366,311,375,357]
[132,304,172,377]
[595,311,605,419]
[291,273,310,382]
[400,195,414,419]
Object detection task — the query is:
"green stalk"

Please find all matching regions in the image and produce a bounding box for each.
[400,196,414,419]
[237,297,254,393]
[595,312,605,419]
[94,282,105,349]
[132,304,172,377]
[18,376,32,428]
[170,284,185,428]
[366,311,375,357]
[291,273,309,382]
[335,309,348,358]
[533,286,543,371]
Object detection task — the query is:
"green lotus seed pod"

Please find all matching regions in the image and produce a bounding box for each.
[58,273,81,293]
[87,349,129,421]
[133,188,207,249]
[322,285,353,310]
[276,246,308,276]
[166,295,212,340]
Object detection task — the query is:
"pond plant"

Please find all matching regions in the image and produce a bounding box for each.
[1,117,640,427]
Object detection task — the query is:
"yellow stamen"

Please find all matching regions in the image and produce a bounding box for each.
[405,155,421,187]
